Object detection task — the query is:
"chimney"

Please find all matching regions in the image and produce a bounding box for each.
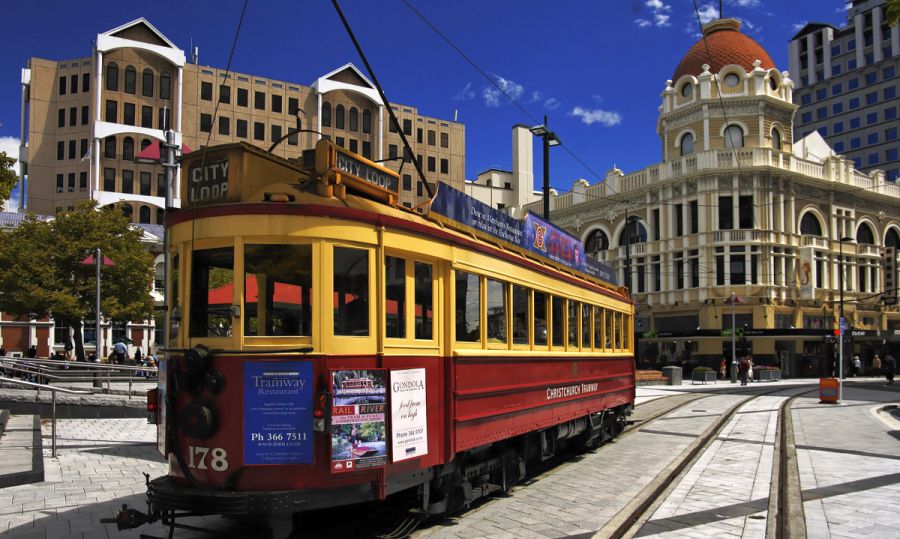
[512,125,534,209]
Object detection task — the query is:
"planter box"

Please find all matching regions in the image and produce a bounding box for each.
[692,371,717,384]
[754,369,782,382]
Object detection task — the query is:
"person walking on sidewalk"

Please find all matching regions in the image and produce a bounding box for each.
[739,356,750,386]
[852,355,861,377]
[873,354,882,376]
[884,354,896,385]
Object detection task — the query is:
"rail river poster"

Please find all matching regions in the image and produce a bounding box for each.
[330,370,387,473]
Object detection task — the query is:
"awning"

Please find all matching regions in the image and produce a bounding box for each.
[135,140,193,163]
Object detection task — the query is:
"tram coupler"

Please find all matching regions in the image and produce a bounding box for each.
[101,503,155,530]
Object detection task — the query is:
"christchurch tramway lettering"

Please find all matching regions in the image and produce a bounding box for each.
[546,382,600,401]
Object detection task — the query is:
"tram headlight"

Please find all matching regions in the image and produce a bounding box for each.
[183,344,211,375]
[178,400,219,439]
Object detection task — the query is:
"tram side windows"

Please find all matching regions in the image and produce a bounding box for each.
[605,308,614,350]
[593,306,603,352]
[386,256,405,338]
[615,312,624,350]
[244,244,312,337]
[551,296,565,348]
[414,262,433,340]
[170,254,180,340]
[622,313,631,351]
[567,300,578,349]
[190,248,234,338]
[334,247,369,336]
[534,291,548,347]
[512,285,529,346]
[582,303,592,351]
[455,271,481,342]
[486,279,507,344]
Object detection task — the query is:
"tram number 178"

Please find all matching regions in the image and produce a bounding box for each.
[187,446,229,471]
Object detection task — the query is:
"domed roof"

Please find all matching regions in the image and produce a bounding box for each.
[672,19,776,82]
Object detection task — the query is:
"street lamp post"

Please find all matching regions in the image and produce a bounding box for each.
[838,235,853,404]
[624,214,642,292]
[724,292,742,383]
[529,116,561,221]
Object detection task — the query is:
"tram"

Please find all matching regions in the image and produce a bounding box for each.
[115,140,635,536]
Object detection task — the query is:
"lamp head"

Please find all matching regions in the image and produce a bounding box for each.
[530,124,548,136]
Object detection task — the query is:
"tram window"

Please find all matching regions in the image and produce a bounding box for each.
[244,244,312,337]
[190,248,234,338]
[605,309,614,350]
[594,306,603,351]
[568,301,578,348]
[486,279,507,344]
[622,313,630,350]
[512,285,529,345]
[334,247,369,336]
[386,256,405,339]
[582,304,592,350]
[170,254,180,340]
[551,296,565,347]
[615,312,624,350]
[414,262,433,339]
[455,271,481,342]
[534,291,548,346]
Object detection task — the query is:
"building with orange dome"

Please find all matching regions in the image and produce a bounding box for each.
[517,18,900,377]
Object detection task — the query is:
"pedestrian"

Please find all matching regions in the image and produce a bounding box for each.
[884,354,896,385]
[747,356,754,383]
[113,341,128,365]
[26,345,37,358]
[0,346,6,358]
[739,356,750,386]
[852,355,861,377]
[134,348,143,365]
[719,358,726,380]
[873,354,882,376]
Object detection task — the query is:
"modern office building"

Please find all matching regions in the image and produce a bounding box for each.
[789,0,900,181]
[518,18,900,376]
[19,18,465,221]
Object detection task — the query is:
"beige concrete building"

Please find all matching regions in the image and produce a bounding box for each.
[19,18,465,221]
[519,19,900,377]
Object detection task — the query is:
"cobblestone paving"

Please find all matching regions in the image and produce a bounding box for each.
[793,386,900,539]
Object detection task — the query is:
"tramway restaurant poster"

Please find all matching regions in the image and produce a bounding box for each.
[243,361,314,465]
[390,368,428,462]
[330,370,387,473]
[429,183,616,284]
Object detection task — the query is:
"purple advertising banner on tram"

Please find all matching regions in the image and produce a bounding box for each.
[429,184,616,285]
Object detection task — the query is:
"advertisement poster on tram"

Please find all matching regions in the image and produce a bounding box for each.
[390,368,428,462]
[243,361,314,465]
[330,370,387,473]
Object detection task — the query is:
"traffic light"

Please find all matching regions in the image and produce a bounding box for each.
[885,246,897,306]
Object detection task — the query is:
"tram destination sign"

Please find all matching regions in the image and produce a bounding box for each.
[315,139,399,201]
[429,184,616,285]
[187,159,229,205]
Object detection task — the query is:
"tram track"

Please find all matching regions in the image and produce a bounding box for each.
[601,384,817,539]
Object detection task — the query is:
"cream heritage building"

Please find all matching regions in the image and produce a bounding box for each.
[18,18,465,221]
[522,18,900,377]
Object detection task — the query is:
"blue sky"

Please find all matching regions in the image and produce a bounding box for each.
[2,0,852,204]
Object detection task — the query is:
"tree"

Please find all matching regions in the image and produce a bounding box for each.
[0,151,18,203]
[887,0,900,26]
[0,201,155,361]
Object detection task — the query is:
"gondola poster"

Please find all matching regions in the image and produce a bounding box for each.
[390,368,428,462]
[243,361,314,465]
[330,370,387,473]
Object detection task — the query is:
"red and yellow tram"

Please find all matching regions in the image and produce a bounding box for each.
[122,140,634,535]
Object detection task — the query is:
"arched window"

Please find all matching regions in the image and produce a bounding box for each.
[157,209,165,225]
[104,137,116,159]
[772,129,782,151]
[121,204,133,218]
[140,138,151,151]
[680,132,694,156]
[124,66,136,94]
[800,213,823,236]
[335,105,345,129]
[768,77,778,91]
[680,82,693,98]
[856,223,875,244]
[142,69,154,97]
[160,72,171,100]
[724,72,741,87]
[322,102,332,127]
[618,221,648,246]
[585,229,609,253]
[122,137,134,161]
[362,110,372,134]
[886,228,900,248]
[724,124,744,148]
[139,206,151,223]
[106,63,119,91]
[349,107,358,132]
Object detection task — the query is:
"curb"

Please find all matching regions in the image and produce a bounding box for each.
[0,414,44,489]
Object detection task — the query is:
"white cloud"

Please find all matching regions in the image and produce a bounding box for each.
[483,75,524,107]
[792,21,808,31]
[646,0,668,10]
[636,0,672,28]
[529,90,543,103]
[655,13,671,26]
[454,82,476,101]
[569,107,622,127]
[544,97,561,110]
[635,18,652,27]
[727,0,761,7]
[698,3,719,24]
